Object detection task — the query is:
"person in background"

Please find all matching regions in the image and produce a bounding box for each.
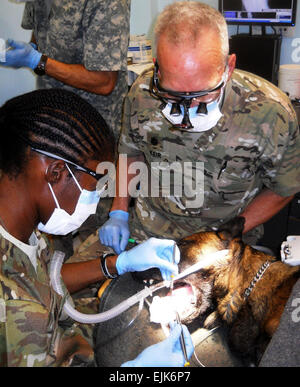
[2,0,130,140]
[99,1,300,255]
[0,88,193,367]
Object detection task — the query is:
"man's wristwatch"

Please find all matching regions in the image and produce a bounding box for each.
[34,54,48,76]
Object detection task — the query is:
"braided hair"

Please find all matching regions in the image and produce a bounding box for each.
[0,88,116,177]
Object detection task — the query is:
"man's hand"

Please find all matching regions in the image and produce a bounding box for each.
[1,39,41,69]
[99,210,130,254]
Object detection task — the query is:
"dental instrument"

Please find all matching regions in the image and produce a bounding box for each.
[50,248,229,324]
[175,312,190,367]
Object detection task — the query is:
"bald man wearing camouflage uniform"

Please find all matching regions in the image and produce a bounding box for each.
[19,0,130,139]
[99,1,300,254]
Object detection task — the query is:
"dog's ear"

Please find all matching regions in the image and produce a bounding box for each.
[217,216,245,241]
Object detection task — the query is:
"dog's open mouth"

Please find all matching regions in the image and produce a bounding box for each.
[149,281,197,323]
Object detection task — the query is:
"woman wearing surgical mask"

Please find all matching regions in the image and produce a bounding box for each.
[0,89,193,367]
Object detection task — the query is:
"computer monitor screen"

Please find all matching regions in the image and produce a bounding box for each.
[218,0,297,26]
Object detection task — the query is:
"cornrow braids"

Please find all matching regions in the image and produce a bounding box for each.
[0,88,115,177]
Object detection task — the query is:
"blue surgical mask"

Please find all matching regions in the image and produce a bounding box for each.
[38,164,104,235]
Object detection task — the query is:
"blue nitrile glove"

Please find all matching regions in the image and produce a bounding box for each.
[121,322,194,367]
[116,237,180,281]
[29,42,38,50]
[99,210,130,254]
[1,39,42,69]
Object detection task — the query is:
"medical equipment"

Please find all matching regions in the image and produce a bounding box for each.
[119,236,137,244]
[50,250,165,324]
[95,272,242,367]
[151,61,228,130]
[170,242,177,293]
[173,249,229,281]
[50,249,229,324]
[281,236,300,266]
[176,312,190,367]
[128,35,152,64]
[161,99,223,133]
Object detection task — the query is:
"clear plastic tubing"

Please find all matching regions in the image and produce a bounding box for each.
[50,251,168,324]
[50,249,229,324]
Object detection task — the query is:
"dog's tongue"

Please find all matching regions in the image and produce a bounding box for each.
[167,283,194,297]
[149,284,194,324]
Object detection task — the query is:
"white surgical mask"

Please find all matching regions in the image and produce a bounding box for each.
[162,98,223,133]
[38,164,103,235]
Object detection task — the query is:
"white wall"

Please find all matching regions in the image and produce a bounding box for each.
[0,1,35,106]
[130,0,217,39]
[1,0,300,106]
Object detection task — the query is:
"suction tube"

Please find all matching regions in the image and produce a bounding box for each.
[50,249,229,324]
[49,250,168,324]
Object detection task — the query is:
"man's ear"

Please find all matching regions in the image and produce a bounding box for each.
[45,160,67,185]
[227,53,236,80]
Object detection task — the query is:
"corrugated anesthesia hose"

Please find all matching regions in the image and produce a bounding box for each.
[49,250,168,324]
[50,249,229,324]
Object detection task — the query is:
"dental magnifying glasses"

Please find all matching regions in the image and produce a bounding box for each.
[150,61,228,130]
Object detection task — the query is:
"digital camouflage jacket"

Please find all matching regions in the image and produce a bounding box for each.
[22,0,131,139]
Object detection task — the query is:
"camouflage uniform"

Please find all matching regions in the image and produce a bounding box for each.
[119,69,300,245]
[0,226,95,367]
[21,0,131,139]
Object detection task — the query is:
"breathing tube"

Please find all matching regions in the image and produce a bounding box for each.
[50,248,229,324]
[49,250,168,324]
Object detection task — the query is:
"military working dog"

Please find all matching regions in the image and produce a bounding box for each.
[95,217,300,366]
[176,216,300,364]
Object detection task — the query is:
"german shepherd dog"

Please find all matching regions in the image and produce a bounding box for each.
[176,216,300,365]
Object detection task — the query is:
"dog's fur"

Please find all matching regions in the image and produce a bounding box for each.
[177,217,300,365]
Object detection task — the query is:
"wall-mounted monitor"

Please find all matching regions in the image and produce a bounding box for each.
[218,0,297,26]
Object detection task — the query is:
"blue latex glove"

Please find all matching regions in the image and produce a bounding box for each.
[29,42,38,50]
[99,210,130,254]
[1,39,41,69]
[121,322,194,367]
[116,237,180,281]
